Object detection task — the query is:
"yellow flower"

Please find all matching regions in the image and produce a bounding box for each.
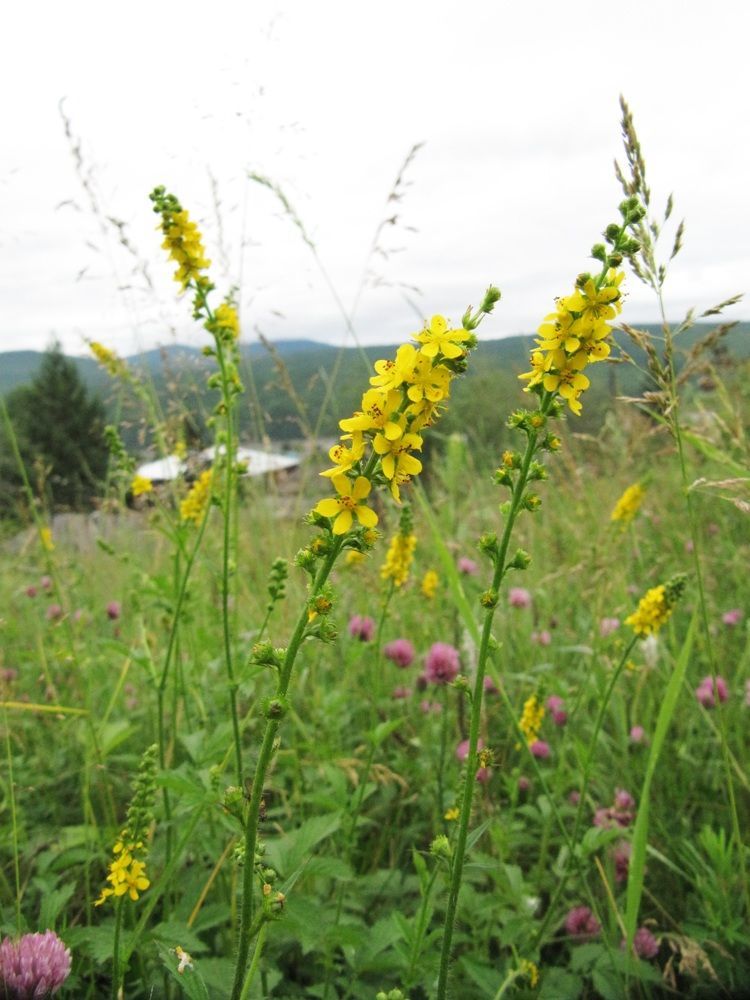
[90,341,127,378]
[40,527,54,552]
[611,483,645,525]
[314,475,378,535]
[319,433,366,478]
[339,389,404,441]
[208,301,240,340]
[518,694,544,745]
[131,475,153,497]
[625,585,670,637]
[180,470,213,524]
[380,531,417,587]
[345,550,366,566]
[626,576,685,637]
[373,430,423,482]
[413,314,470,359]
[444,807,460,821]
[421,569,439,599]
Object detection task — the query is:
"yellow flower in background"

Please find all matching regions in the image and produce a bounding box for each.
[314,475,378,535]
[421,569,439,599]
[381,531,417,588]
[518,959,539,989]
[518,694,544,745]
[39,527,54,552]
[625,574,686,637]
[180,470,213,524]
[90,341,127,378]
[444,807,460,821]
[345,550,366,567]
[611,482,645,525]
[131,475,153,497]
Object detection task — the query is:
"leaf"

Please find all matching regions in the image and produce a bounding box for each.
[539,968,584,1000]
[625,613,696,947]
[354,914,403,968]
[265,812,342,879]
[458,956,500,994]
[157,944,211,1000]
[37,883,75,930]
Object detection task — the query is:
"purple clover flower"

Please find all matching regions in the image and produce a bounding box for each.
[0,930,71,998]
[423,643,460,684]
[348,615,375,642]
[383,638,415,668]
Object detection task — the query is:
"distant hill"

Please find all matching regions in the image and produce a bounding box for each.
[1,323,747,446]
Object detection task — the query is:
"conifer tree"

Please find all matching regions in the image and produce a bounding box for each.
[2,342,108,511]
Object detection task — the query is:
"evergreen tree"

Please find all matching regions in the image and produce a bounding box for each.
[3,343,108,511]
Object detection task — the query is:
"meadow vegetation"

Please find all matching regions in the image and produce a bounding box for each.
[0,100,747,999]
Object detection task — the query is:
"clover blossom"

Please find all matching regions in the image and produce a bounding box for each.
[0,930,71,998]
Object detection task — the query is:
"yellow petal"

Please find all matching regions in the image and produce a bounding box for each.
[333,509,353,534]
[351,476,371,500]
[355,505,378,528]
[315,498,341,518]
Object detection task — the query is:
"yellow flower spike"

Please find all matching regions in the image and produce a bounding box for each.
[421,569,439,599]
[380,531,417,587]
[39,527,54,552]
[518,694,544,745]
[413,314,470,359]
[625,585,671,637]
[611,482,646,525]
[314,475,378,535]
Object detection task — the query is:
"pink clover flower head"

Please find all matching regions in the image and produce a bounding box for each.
[0,929,72,998]
[455,738,484,763]
[695,675,729,708]
[1,669,18,684]
[518,775,531,792]
[508,587,531,609]
[391,685,411,700]
[546,695,567,726]
[476,767,490,783]
[348,615,375,642]
[568,789,580,805]
[383,638,415,668]
[483,675,499,694]
[600,617,620,638]
[629,725,646,744]
[613,840,632,883]
[40,576,52,591]
[564,906,601,940]
[106,600,121,621]
[424,642,460,684]
[722,608,742,627]
[684,539,694,554]
[419,699,442,715]
[625,926,660,960]
[531,629,552,647]
[614,788,635,813]
[457,556,478,576]
[530,739,550,759]
[45,604,63,622]
[25,586,37,599]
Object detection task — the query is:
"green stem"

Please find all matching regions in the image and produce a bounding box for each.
[405,867,439,988]
[239,921,268,1000]
[230,537,345,999]
[436,398,551,1000]
[3,713,22,933]
[111,897,124,1000]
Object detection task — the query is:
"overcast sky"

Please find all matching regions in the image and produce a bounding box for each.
[2,0,748,358]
